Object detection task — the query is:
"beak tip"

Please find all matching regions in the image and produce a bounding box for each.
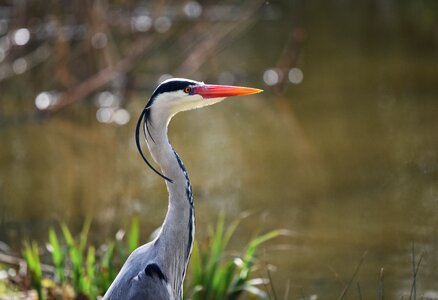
[246,88,263,96]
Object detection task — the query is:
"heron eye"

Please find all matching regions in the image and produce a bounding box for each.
[183,86,192,94]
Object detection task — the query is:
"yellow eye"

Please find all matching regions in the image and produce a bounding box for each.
[184,86,192,94]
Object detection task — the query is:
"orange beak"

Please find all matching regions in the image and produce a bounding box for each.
[193,84,263,99]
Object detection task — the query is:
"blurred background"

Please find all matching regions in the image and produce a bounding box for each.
[1,0,438,298]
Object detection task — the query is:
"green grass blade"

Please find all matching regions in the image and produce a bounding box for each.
[99,242,116,291]
[229,230,283,299]
[48,227,65,284]
[84,245,97,298]
[61,222,85,292]
[23,241,44,300]
[86,246,96,281]
[79,217,92,252]
[190,241,202,283]
[127,216,140,254]
[215,260,237,299]
[222,217,241,250]
[205,212,226,298]
[244,230,283,264]
[48,227,61,263]
[60,223,75,247]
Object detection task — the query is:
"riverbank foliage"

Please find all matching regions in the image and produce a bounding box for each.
[0,215,281,300]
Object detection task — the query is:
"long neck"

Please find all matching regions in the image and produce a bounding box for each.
[145,110,194,299]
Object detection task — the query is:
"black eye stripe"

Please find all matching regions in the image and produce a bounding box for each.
[153,80,196,96]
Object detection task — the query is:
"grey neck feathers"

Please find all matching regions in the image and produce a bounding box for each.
[145,109,195,299]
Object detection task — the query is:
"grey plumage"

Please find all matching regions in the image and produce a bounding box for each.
[104,244,170,300]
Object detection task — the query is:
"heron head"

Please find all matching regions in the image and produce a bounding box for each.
[146,78,263,118]
[136,78,262,181]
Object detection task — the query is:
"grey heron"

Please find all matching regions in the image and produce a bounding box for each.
[103,78,262,300]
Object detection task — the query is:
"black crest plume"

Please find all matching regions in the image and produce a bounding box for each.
[135,107,173,183]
